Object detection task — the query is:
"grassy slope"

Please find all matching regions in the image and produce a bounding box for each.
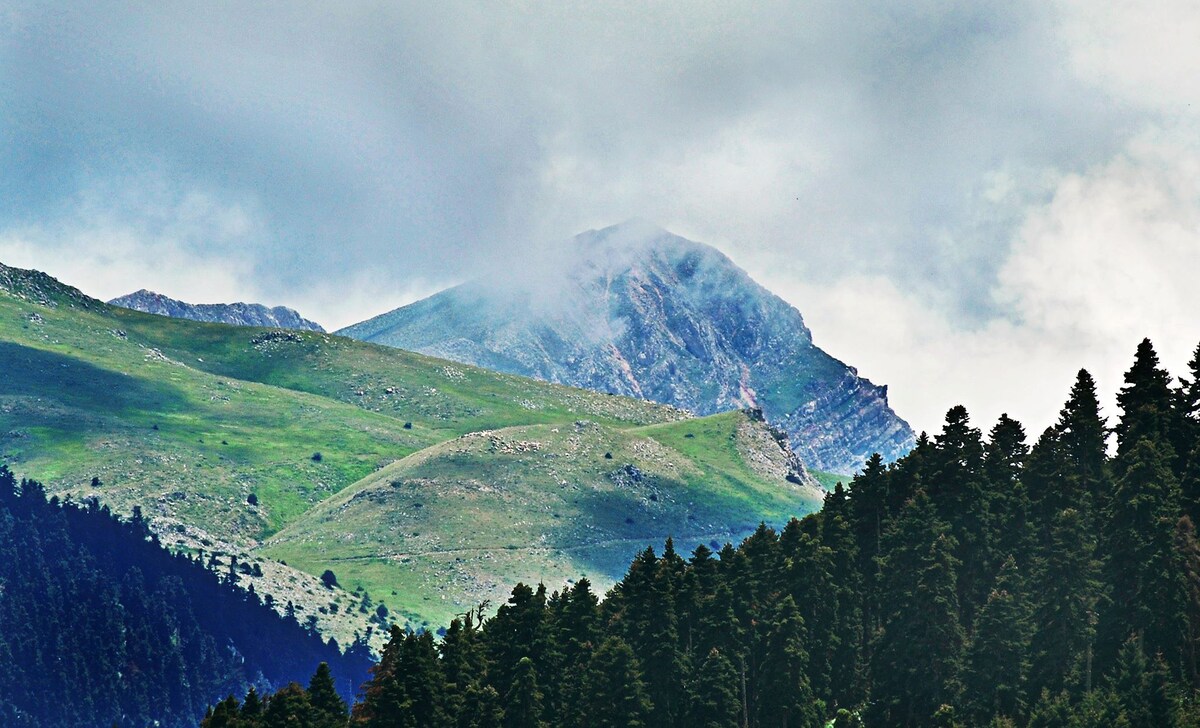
[265,412,822,628]
[0,264,822,629]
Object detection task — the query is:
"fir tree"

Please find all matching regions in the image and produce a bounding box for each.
[930,406,992,628]
[1097,438,1188,677]
[1028,508,1102,699]
[503,657,545,728]
[580,637,652,728]
[1174,516,1200,687]
[458,683,503,728]
[754,595,822,728]
[307,663,348,728]
[1056,370,1110,517]
[685,649,741,728]
[871,492,965,727]
[1116,339,1180,465]
[261,683,314,728]
[962,556,1033,723]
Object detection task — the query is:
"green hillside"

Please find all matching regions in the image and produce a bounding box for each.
[0,262,822,629]
[265,411,820,627]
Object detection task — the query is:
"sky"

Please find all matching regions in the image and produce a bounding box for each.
[2,1,1199,437]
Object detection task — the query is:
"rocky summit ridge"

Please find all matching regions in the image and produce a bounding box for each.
[339,222,915,474]
[109,289,325,332]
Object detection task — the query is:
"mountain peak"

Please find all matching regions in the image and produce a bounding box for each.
[109,290,325,332]
[0,261,100,309]
[339,225,915,473]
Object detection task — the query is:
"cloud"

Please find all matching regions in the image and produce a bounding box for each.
[0,2,1130,316]
[0,173,264,306]
[760,120,1200,436]
[2,1,1198,436]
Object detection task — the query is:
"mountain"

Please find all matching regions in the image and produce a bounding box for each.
[110,289,325,332]
[0,260,821,629]
[338,221,915,474]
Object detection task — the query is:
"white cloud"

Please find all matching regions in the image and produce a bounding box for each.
[0,175,265,307]
[1057,0,1200,113]
[756,121,1200,437]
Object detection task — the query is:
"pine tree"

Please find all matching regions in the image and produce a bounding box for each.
[847,453,890,651]
[548,578,600,725]
[352,626,415,727]
[685,649,741,728]
[1067,689,1131,728]
[1174,516,1200,688]
[261,683,314,728]
[607,545,686,727]
[754,595,822,728]
[1108,636,1177,728]
[962,556,1033,723]
[307,662,348,728]
[503,657,545,728]
[870,492,966,727]
[458,683,503,728]
[484,582,549,703]
[1056,370,1110,517]
[1028,508,1102,699]
[1116,339,1180,465]
[820,503,866,708]
[782,520,836,701]
[1177,343,1200,521]
[580,637,652,728]
[1097,438,1188,677]
[201,696,243,728]
[930,406,992,628]
[242,687,264,722]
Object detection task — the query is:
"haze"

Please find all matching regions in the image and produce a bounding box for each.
[2,1,1198,436]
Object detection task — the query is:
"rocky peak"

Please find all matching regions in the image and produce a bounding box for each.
[339,223,915,474]
[109,290,325,332]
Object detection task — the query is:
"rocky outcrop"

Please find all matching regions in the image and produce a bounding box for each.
[109,290,325,332]
[339,221,915,474]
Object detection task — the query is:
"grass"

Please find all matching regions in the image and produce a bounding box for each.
[265,414,823,626]
[0,265,824,628]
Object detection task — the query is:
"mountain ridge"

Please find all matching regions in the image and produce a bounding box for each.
[110,288,325,332]
[339,222,915,473]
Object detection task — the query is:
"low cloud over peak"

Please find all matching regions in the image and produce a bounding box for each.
[2,1,1198,434]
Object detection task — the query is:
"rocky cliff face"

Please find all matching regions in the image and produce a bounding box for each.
[109,290,325,332]
[339,222,914,473]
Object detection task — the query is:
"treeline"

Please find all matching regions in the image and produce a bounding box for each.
[0,467,373,728]
[220,338,1200,726]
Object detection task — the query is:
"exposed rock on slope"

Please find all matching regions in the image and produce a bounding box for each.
[339,222,915,473]
[110,289,325,332]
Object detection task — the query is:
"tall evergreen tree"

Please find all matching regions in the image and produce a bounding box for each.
[1097,438,1188,677]
[1116,339,1180,465]
[1174,516,1200,689]
[847,453,890,647]
[307,663,348,728]
[962,556,1033,723]
[1028,508,1102,699]
[261,683,315,728]
[685,649,741,728]
[870,492,966,727]
[1057,370,1109,500]
[754,596,822,728]
[503,657,545,728]
[930,406,992,628]
[1177,342,1200,521]
[580,637,652,728]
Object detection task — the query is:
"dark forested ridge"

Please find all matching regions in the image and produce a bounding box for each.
[0,467,373,728]
[214,338,1200,727]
